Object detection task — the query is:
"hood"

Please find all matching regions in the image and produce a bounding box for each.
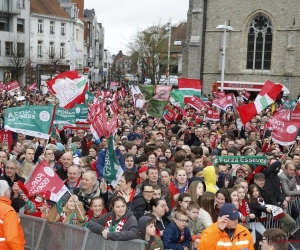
[203,166,217,185]
[0,196,12,205]
[138,216,152,240]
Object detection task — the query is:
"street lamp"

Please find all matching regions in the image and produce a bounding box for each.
[216,22,233,92]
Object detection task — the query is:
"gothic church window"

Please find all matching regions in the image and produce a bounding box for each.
[246,15,272,70]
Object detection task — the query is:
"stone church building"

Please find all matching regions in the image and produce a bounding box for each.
[182,0,300,98]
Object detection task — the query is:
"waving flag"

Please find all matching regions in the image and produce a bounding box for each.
[164,106,177,123]
[85,91,94,104]
[103,134,124,187]
[212,93,234,111]
[185,96,207,112]
[178,78,202,103]
[291,98,300,120]
[206,108,220,121]
[169,89,185,108]
[256,80,277,100]
[90,100,108,140]
[242,89,251,100]
[28,82,37,92]
[7,80,20,93]
[237,84,283,124]
[138,85,172,118]
[131,85,145,108]
[46,70,88,109]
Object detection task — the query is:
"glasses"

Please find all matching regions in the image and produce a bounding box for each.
[175,217,189,223]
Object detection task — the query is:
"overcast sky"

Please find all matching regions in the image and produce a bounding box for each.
[85,0,189,55]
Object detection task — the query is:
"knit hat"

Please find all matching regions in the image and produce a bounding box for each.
[219,203,240,221]
[45,144,58,152]
[54,150,64,162]
[67,143,77,154]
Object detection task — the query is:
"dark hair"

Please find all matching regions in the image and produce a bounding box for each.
[141,183,153,192]
[122,171,137,189]
[188,201,200,210]
[150,198,165,212]
[248,184,262,203]
[175,193,191,211]
[90,196,105,207]
[146,166,158,175]
[200,192,218,222]
[72,136,81,143]
[111,196,127,210]
[215,188,230,203]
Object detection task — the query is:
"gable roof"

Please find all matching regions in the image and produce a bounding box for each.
[31,0,70,19]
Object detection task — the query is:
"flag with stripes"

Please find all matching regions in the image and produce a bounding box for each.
[178,78,202,103]
[236,84,283,124]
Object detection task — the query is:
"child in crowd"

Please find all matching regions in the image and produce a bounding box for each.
[84,197,107,228]
[138,216,164,250]
[187,202,204,250]
[162,210,192,250]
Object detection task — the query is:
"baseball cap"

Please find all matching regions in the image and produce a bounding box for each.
[254,173,265,180]
[219,203,240,221]
[138,166,148,174]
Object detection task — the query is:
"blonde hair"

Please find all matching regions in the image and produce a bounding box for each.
[18,162,34,179]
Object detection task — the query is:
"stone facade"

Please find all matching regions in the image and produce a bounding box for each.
[183,0,300,98]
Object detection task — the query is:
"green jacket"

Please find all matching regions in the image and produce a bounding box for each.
[187,216,205,238]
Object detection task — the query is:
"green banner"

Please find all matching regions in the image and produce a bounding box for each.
[4,105,55,139]
[75,104,89,122]
[54,106,76,125]
[283,99,296,109]
[213,156,268,166]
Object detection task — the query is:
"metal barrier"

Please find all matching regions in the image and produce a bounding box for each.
[20,214,147,250]
[262,196,300,234]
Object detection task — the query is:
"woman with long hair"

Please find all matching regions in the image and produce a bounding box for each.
[214,188,230,215]
[198,192,218,229]
[188,180,206,204]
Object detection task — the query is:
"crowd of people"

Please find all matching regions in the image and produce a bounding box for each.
[0,85,298,250]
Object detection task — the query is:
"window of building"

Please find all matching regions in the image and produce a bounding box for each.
[17,42,24,57]
[5,41,13,56]
[0,17,9,31]
[246,15,273,70]
[61,23,66,36]
[60,43,65,59]
[49,41,54,58]
[17,18,24,32]
[38,19,43,34]
[37,40,43,58]
[17,0,25,9]
[50,21,55,35]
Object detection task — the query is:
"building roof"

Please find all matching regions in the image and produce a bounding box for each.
[31,0,70,19]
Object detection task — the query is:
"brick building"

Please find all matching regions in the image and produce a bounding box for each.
[183,0,300,98]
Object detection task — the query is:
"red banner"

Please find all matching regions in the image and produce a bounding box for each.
[206,109,220,121]
[27,82,37,91]
[23,160,68,201]
[90,100,108,139]
[0,130,13,150]
[212,93,234,111]
[272,117,300,146]
[121,87,126,98]
[185,96,207,111]
[7,80,20,93]
[110,98,120,114]
[164,106,176,123]
[107,115,118,136]
[242,89,251,100]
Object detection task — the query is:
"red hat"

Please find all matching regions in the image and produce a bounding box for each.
[139,166,148,174]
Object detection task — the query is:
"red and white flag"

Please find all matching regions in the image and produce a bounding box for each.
[0,82,6,91]
[90,100,108,140]
[7,80,20,93]
[212,93,234,111]
[22,160,68,202]
[107,115,118,136]
[256,80,277,100]
[236,83,282,124]
[0,130,13,151]
[46,70,88,109]
[266,109,291,129]
[28,82,37,92]
[272,116,300,146]
[121,87,126,98]
[214,92,225,98]
[291,98,300,120]
[242,89,251,100]
[185,96,207,112]
[164,106,176,123]
[206,108,220,121]
[110,98,120,114]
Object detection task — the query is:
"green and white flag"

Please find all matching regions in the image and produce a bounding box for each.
[54,106,76,125]
[75,104,89,122]
[213,155,268,166]
[103,134,124,188]
[4,105,55,139]
[85,91,95,105]
[169,89,185,108]
[138,85,172,118]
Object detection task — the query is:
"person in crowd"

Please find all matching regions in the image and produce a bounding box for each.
[199,203,254,250]
[203,165,218,194]
[160,168,172,187]
[187,201,204,250]
[116,171,146,220]
[174,193,192,215]
[88,144,99,162]
[260,228,289,250]
[138,216,164,250]
[64,165,81,193]
[162,209,192,250]
[73,171,102,212]
[56,152,73,181]
[198,191,218,229]
[0,180,25,250]
[18,146,35,179]
[84,196,107,228]
[47,194,85,226]
[188,179,205,204]
[141,183,154,214]
[215,188,230,215]
[149,198,170,236]
[0,159,25,212]
[169,168,189,208]
[89,196,139,241]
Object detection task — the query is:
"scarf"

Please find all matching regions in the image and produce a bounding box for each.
[105,215,128,233]
[257,197,268,222]
[60,209,77,225]
[239,199,250,227]
[84,208,108,227]
[265,205,285,221]
[128,188,136,203]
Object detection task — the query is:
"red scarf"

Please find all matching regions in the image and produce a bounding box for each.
[105,215,127,232]
[128,188,136,203]
[85,208,108,223]
[239,199,250,223]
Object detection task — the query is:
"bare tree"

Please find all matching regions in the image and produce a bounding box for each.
[127,23,170,84]
[45,45,68,77]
